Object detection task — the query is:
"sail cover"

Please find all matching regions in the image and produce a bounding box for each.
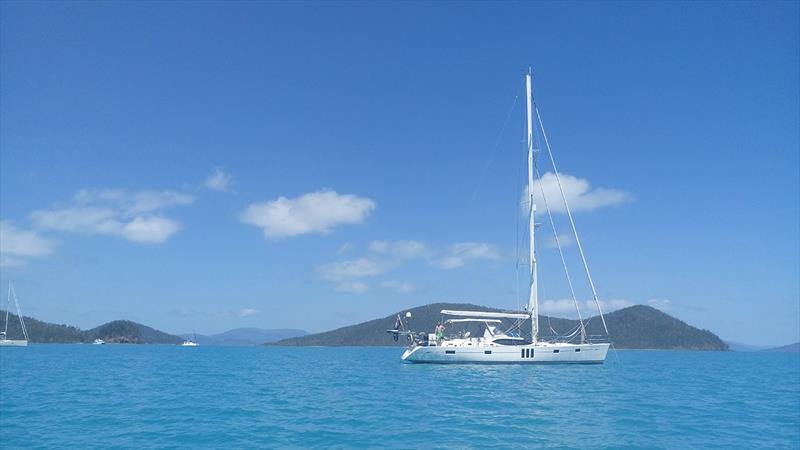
[440,310,530,319]
[445,318,503,324]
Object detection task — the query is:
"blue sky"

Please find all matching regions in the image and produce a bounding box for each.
[1,2,797,346]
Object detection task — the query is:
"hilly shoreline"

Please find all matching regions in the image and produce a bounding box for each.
[4,305,780,351]
[274,303,730,350]
[0,310,308,345]
[0,311,184,344]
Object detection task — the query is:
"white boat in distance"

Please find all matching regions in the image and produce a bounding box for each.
[1,282,29,347]
[181,333,199,346]
[394,71,610,364]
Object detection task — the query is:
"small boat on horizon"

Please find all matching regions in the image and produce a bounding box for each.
[181,333,199,346]
[1,282,29,347]
[93,339,105,345]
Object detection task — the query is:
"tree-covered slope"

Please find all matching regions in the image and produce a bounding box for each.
[594,305,726,350]
[86,320,183,344]
[273,303,728,350]
[0,310,182,344]
[0,310,84,343]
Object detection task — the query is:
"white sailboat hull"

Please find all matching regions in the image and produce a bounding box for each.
[402,342,609,364]
[0,339,28,347]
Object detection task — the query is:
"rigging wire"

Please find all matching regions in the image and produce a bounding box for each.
[535,164,587,343]
[467,80,524,313]
[471,79,524,201]
[534,105,609,335]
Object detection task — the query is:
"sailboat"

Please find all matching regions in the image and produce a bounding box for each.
[398,70,610,364]
[1,282,30,347]
[181,332,199,346]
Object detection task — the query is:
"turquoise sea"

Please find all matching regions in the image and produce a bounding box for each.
[1,345,798,449]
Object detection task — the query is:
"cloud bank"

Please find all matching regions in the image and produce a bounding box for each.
[0,220,55,267]
[434,242,501,269]
[539,298,633,317]
[30,189,194,243]
[316,239,500,294]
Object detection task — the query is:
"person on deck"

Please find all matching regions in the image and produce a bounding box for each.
[435,322,445,345]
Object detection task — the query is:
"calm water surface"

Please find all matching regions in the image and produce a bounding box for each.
[1,346,798,449]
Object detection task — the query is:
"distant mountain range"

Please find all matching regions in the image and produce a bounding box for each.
[726,341,800,352]
[725,341,772,352]
[0,310,304,345]
[762,342,800,352]
[274,303,730,350]
[181,327,308,346]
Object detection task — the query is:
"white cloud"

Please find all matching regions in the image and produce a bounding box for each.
[337,243,353,254]
[241,189,375,239]
[31,189,193,244]
[524,172,632,214]
[120,216,182,243]
[317,257,388,282]
[546,233,574,249]
[598,299,634,312]
[0,220,55,267]
[540,298,633,317]
[316,257,388,295]
[31,207,118,233]
[335,281,369,294]
[369,240,429,260]
[648,299,672,311]
[73,189,193,215]
[317,239,501,294]
[381,280,415,293]
[434,242,500,269]
[238,308,259,318]
[0,255,24,268]
[540,299,583,315]
[205,168,232,192]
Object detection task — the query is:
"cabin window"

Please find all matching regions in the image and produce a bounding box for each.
[484,350,492,354]
[521,349,525,358]
[553,349,559,354]
[575,348,581,352]
[445,350,455,354]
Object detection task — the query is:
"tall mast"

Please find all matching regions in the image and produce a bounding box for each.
[525,69,539,343]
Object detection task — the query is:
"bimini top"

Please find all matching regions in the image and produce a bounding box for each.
[440,309,530,320]
[445,318,502,324]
